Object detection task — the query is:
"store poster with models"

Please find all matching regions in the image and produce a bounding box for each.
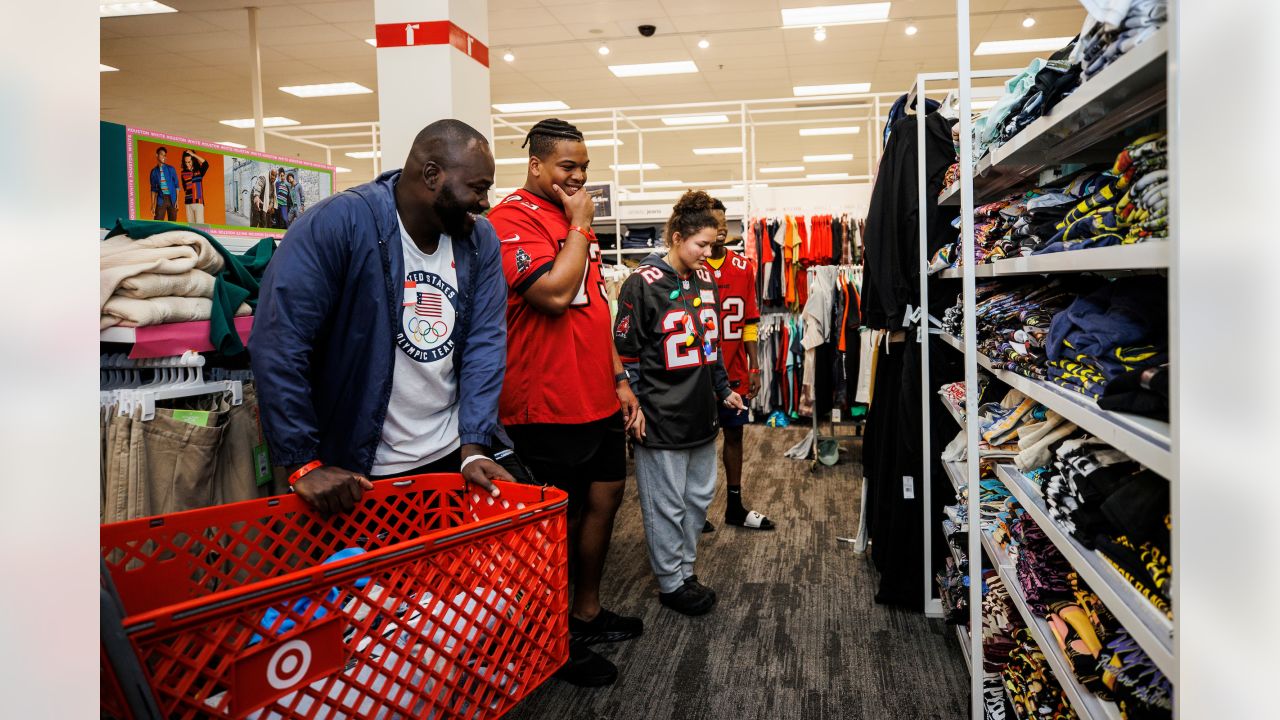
[126,127,335,236]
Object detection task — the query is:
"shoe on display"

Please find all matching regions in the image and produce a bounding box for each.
[702,520,716,533]
[553,638,618,687]
[724,509,776,530]
[569,607,644,645]
[659,578,716,616]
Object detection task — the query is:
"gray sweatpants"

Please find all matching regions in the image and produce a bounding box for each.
[633,440,718,593]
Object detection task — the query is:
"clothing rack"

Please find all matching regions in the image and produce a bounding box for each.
[101,351,243,421]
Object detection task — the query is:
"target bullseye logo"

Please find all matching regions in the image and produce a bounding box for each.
[266,639,313,690]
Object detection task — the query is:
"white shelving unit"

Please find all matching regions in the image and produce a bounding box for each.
[925,5,1177,717]
[995,464,1176,677]
[937,240,1170,279]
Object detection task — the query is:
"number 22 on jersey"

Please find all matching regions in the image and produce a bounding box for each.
[660,307,719,369]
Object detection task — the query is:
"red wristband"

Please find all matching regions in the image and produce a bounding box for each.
[288,460,324,486]
[749,368,761,375]
[568,225,595,240]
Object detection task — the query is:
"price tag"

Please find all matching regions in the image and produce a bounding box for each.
[902,475,915,500]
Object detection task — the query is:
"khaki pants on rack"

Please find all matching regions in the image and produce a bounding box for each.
[102,407,226,522]
[212,384,263,505]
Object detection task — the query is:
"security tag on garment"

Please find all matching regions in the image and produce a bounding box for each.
[253,443,272,487]
[832,408,842,423]
[171,410,211,427]
[902,475,915,499]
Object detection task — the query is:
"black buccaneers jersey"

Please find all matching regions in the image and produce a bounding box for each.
[614,254,730,449]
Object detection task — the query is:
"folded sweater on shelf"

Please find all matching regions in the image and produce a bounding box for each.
[100,229,224,308]
[116,269,217,300]
[101,295,253,329]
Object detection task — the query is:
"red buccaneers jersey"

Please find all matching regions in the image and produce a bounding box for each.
[488,190,619,425]
[707,249,760,392]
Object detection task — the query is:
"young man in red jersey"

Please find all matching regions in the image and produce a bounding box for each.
[487,118,644,688]
[702,197,775,532]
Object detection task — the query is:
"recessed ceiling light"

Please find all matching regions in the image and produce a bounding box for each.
[643,180,685,187]
[758,165,806,174]
[99,1,177,18]
[492,100,571,112]
[100,63,118,72]
[220,117,299,129]
[608,61,699,78]
[698,37,710,49]
[584,138,623,147]
[905,23,918,36]
[813,26,827,42]
[803,153,854,162]
[793,82,870,96]
[781,3,891,28]
[503,49,515,62]
[692,146,744,155]
[799,126,861,136]
[495,158,529,165]
[365,38,376,47]
[279,82,372,98]
[661,114,730,126]
[807,172,852,180]
[215,141,247,149]
[334,166,352,173]
[973,37,1073,55]
[345,151,381,159]
[1022,15,1037,28]
[611,163,661,171]
[598,43,610,56]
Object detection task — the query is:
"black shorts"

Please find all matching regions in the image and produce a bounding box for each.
[503,412,626,517]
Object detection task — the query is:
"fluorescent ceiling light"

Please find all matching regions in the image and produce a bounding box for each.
[781,3,890,28]
[794,82,871,96]
[365,38,376,47]
[661,114,730,126]
[220,116,299,129]
[279,82,372,98]
[100,64,118,72]
[608,61,698,78]
[492,100,570,113]
[807,172,852,180]
[584,138,623,147]
[759,165,805,174]
[612,163,661,171]
[799,126,861,136]
[99,2,176,18]
[334,166,352,173]
[345,150,381,159]
[642,180,685,187]
[495,157,529,165]
[692,146,744,155]
[215,141,247,149]
[803,153,853,162]
[974,37,1073,56]
[971,100,998,111]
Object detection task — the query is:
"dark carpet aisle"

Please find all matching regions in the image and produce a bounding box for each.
[506,425,970,720]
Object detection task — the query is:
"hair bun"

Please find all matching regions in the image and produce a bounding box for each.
[673,190,715,215]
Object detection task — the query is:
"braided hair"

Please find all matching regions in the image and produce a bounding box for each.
[522,118,585,159]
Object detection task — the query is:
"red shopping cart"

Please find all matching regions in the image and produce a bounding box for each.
[100,474,569,719]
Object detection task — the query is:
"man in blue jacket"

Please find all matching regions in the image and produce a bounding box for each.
[149,146,180,221]
[251,119,513,514]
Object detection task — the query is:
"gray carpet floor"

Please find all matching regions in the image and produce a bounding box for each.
[506,425,970,720]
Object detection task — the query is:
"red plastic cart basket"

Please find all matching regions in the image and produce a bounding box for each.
[100,474,569,719]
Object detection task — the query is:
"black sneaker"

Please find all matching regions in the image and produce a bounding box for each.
[570,608,644,645]
[702,520,715,533]
[684,575,717,605]
[553,638,618,687]
[658,579,716,616]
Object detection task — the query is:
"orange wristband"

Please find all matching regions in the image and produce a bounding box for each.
[288,460,324,486]
[568,225,595,240]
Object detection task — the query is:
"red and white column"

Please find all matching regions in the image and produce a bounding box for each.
[373,0,491,170]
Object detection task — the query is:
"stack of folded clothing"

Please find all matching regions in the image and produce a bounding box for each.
[1098,364,1168,420]
[1044,275,1168,398]
[996,52,1083,146]
[1046,572,1117,700]
[1098,627,1174,718]
[972,59,1048,166]
[971,196,1020,265]
[1074,0,1168,82]
[983,572,1022,674]
[1003,628,1078,720]
[100,220,275,354]
[1010,514,1075,615]
[1033,132,1167,255]
[975,279,1102,379]
[936,557,970,625]
[621,225,658,249]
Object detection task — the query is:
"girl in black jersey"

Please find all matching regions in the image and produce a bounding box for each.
[614,191,746,615]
